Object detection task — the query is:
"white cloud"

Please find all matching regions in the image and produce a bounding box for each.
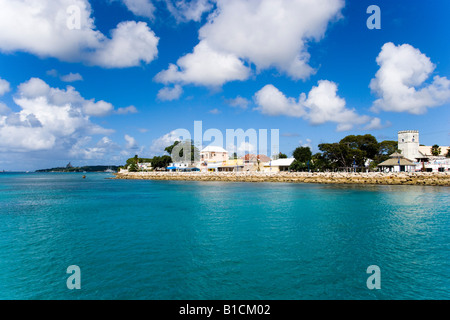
[83,100,114,117]
[208,108,221,114]
[149,130,181,155]
[237,141,256,155]
[157,85,184,101]
[46,70,83,82]
[363,117,391,130]
[0,102,11,115]
[254,84,306,117]
[16,77,118,117]
[299,138,312,148]
[116,105,138,115]
[88,21,159,68]
[226,96,250,110]
[0,77,11,96]
[164,0,214,22]
[254,80,379,131]
[370,43,450,114]
[155,41,250,87]
[0,77,115,153]
[46,69,59,77]
[156,0,343,87]
[124,134,138,149]
[0,0,159,68]
[68,136,122,160]
[60,72,83,82]
[122,0,155,19]
[304,80,369,127]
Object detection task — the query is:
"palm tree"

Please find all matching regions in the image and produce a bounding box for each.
[431,145,441,156]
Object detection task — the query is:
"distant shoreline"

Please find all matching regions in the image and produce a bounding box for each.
[114,172,450,186]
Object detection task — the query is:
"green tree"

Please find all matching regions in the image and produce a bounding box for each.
[292,146,312,163]
[290,146,312,171]
[318,143,349,168]
[278,152,288,159]
[340,134,379,166]
[374,140,399,164]
[125,155,139,167]
[152,155,172,169]
[164,141,180,156]
[310,152,331,171]
[128,163,138,172]
[289,160,308,172]
[378,140,398,156]
[431,144,441,156]
[446,148,450,158]
[165,140,199,163]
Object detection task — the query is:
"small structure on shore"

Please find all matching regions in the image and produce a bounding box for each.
[263,158,295,172]
[378,152,416,172]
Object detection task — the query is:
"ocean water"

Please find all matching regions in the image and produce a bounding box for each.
[0,172,448,300]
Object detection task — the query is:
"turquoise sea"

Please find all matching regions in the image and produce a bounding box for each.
[0,172,449,300]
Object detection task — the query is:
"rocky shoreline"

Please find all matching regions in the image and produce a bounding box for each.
[114,171,450,186]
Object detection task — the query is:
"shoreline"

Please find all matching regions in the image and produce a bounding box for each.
[114,172,450,186]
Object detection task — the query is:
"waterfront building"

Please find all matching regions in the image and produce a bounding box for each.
[138,162,152,171]
[200,146,229,162]
[397,130,450,172]
[263,158,295,173]
[377,152,416,172]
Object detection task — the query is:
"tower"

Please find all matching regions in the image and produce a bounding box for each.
[398,130,419,161]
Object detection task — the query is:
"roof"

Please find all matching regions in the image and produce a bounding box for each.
[418,146,449,157]
[377,158,415,167]
[201,146,228,153]
[241,154,271,162]
[265,158,295,167]
[257,154,271,162]
[389,152,404,158]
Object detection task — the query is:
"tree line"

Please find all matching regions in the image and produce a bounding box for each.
[125,140,199,172]
[289,134,399,172]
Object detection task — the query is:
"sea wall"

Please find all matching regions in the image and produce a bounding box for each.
[114,171,450,186]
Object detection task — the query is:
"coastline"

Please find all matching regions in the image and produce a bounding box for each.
[114,171,450,186]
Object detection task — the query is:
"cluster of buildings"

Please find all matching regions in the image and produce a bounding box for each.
[130,130,449,174]
[378,130,450,172]
[172,146,295,173]
[135,145,295,173]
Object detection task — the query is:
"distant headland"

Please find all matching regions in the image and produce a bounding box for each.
[36,163,119,173]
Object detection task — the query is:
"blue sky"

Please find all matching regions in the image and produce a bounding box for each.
[0,0,449,171]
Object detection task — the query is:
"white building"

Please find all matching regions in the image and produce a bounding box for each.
[397,130,449,172]
[200,146,229,162]
[138,162,152,171]
[377,152,416,173]
[263,158,295,172]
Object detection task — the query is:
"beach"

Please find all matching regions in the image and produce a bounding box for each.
[114,171,450,186]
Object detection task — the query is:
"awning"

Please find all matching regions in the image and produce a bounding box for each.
[167,166,177,170]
